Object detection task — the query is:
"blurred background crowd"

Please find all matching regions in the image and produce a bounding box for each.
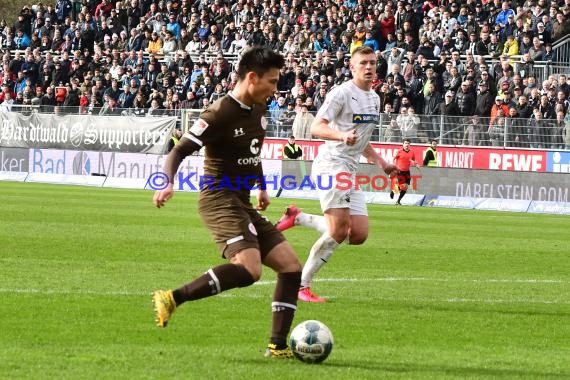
[0,0,569,147]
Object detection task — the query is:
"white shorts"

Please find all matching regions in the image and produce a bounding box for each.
[311,159,368,216]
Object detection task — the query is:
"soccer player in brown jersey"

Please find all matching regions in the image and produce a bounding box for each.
[151,46,302,358]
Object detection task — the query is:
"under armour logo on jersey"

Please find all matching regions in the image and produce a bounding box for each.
[234,128,245,137]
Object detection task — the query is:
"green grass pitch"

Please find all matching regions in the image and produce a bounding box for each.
[1,181,569,379]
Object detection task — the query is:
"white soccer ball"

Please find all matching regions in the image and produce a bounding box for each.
[289,320,334,363]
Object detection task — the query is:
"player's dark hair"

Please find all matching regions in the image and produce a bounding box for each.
[236,46,285,80]
[403,138,411,143]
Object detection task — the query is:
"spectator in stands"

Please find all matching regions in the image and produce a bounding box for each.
[489,108,507,146]
[461,115,481,146]
[538,94,555,121]
[0,91,14,112]
[292,103,314,139]
[552,13,570,41]
[363,30,379,52]
[455,81,476,116]
[162,30,177,55]
[14,29,31,50]
[564,114,570,150]
[555,91,570,114]
[502,35,519,57]
[528,108,548,148]
[55,0,72,24]
[2,29,15,51]
[313,83,327,110]
[422,82,442,140]
[439,91,460,144]
[445,66,462,95]
[486,33,503,58]
[40,85,56,111]
[228,32,246,55]
[184,32,200,53]
[551,110,566,149]
[52,61,69,87]
[126,90,145,115]
[384,102,402,143]
[147,31,162,55]
[117,84,134,109]
[475,80,493,118]
[506,107,525,147]
[398,107,421,143]
[147,97,163,116]
[536,22,552,46]
[542,43,556,62]
[208,82,225,103]
[177,89,195,109]
[528,37,545,62]
[489,94,511,128]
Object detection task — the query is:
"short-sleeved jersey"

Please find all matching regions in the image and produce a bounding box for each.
[315,81,380,170]
[395,148,416,171]
[183,93,266,192]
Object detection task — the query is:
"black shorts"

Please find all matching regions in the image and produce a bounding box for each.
[198,189,285,259]
[397,170,412,185]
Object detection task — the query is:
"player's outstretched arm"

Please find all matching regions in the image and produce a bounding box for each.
[363,144,398,175]
[153,136,197,208]
[153,183,174,208]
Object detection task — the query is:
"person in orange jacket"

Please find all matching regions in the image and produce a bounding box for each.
[489,95,510,127]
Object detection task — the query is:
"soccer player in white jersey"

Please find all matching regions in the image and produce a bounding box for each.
[276,46,398,302]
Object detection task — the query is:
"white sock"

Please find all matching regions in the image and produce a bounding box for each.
[300,234,340,289]
[296,212,328,234]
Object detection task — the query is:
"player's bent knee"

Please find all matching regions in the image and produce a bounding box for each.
[286,260,303,273]
[263,241,303,273]
[232,262,261,284]
[244,267,262,283]
[329,226,350,243]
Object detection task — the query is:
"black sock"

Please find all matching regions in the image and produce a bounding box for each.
[270,271,301,348]
[397,189,407,202]
[172,263,255,305]
[389,190,394,199]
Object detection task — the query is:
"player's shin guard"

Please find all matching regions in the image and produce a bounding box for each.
[300,234,340,288]
[172,263,255,304]
[270,271,301,348]
[296,213,328,233]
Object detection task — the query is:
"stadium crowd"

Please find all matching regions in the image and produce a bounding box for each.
[0,0,570,148]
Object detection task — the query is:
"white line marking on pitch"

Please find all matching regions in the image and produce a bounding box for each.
[0,275,569,305]
[257,277,568,285]
[0,287,567,305]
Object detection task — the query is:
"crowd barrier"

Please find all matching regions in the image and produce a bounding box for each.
[1,147,568,215]
[2,106,569,152]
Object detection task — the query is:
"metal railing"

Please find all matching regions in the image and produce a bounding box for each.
[182,109,570,150]
[4,106,569,151]
[551,34,570,64]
